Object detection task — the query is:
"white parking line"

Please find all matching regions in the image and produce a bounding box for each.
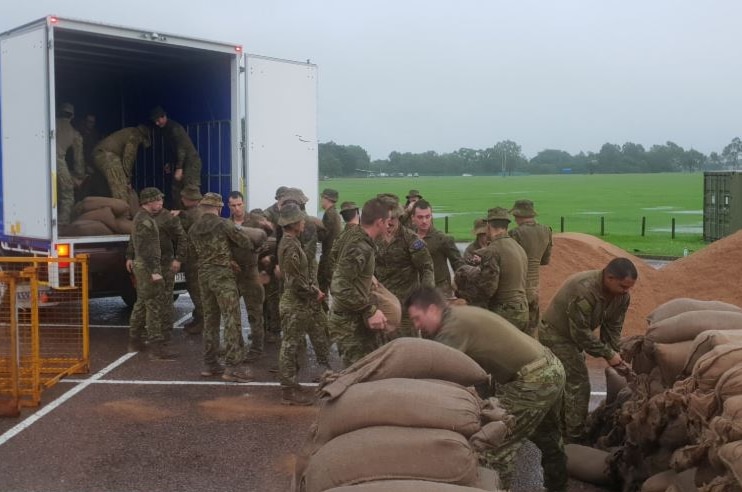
[0,352,137,447]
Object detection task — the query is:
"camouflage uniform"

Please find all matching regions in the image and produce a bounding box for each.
[179,202,204,329]
[55,112,84,226]
[434,306,567,492]
[327,222,359,276]
[539,270,630,443]
[262,202,282,339]
[375,226,435,336]
[128,207,186,340]
[189,208,251,369]
[463,218,489,264]
[420,227,465,297]
[92,126,151,201]
[329,225,380,366]
[160,118,202,209]
[278,229,331,387]
[318,202,342,294]
[300,217,322,284]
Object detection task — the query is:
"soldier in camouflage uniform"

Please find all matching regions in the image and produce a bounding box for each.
[329,198,391,367]
[539,258,637,444]
[318,188,342,296]
[92,125,151,201]
[411,199,465,297]
[227,191,266,360]
[178,185,205,334]
[261,187,287,343]
[465,207,530,332]
[327,201,360,275]
[55,103,85,226]
[277,203,333,404]
[126,188,178,360]
[151,106,202,209]
[400,189,423,228]
[508,199,553,336]
[188,193,253,382]
[463,218,489,263]
[374,194,435,337]
[406,287,567,492]
[127,192,187,342]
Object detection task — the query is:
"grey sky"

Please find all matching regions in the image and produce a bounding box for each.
[2,1,741,160]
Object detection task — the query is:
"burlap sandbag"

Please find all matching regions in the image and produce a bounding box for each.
[683,331,742,376]
[655,341,696,386]
[565,444,611,485]
[318,338,488,400]
[323,479,496,492]
[369,282,402,332]
[647,298,742,324]
[716,365,742,403]
[61,220,114,237]
[606,366,628,404]
[469,421,511,453]
[692,344,742,391]
[112,218,133,235]
[73,196,130,217]
[300,426,479,492]
[242,226,267,248]
[313,379,481,445]
[646,311,742,344]
[709,396,742,443]
[640,468,696,492]
[127,188,139,218]
[658,413,691,450]
[77,206,118,232]
[717,441,742,486]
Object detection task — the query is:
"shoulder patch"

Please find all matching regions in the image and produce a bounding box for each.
[411,239,426,251]
[576,298,593,314]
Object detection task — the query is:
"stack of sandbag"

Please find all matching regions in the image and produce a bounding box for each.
[294,338,512,492]
[61,196,134,236]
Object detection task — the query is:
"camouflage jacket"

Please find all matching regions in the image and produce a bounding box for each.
[161,119,200,170]
[476,234,528,306]
[93,127,149,178]
[463,239,488,263]
[541,270,629,360]
[130,209,161,275]
[327,223,359,275]
[300,217,323,283]
[55,117,84,178]
[127,208,187,265]
[330,225,376,318]
[321,206,342,258]
[188,213,252,271]
[509,221,552,293]
[375,226,435,301]
[420,227,465,293]
[278,233,316,302]
[228,216,259,271]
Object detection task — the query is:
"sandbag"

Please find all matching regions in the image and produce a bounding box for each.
[655,341,696,386]
[323,480,494,492]
[76,206,118,231]
[716,365,742,403]
[709,396,742,443]
[641,469,697,492]
[313,379,481,446]
[658,413,691,449]
[683,331,742,376]
[717,441,742,486]
[60,219,114,237]
[647,299,742,324]
[242,226,267,248]
[469,421,510,453]
[127,188,139,218]
[646,311,742,345]
[112,218,133,235]
[606,366,628,404]
[692,344,742,391]
[565,444,611,485]
[300,426,479,492]
[73,196,130,217]
[370,283,402,332]
[318,338,488,400]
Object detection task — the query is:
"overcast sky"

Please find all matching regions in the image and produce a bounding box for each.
[2,1,741,160]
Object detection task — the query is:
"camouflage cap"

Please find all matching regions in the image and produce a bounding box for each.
[280,187,309,205]
[377,193,404,218]
[58,102,75,116]
[510,199,538,217]
[406,189,423,200]
[277,202,306,226]
[275,186,289,200]
[181,184,203,201]
[139,187,163,204]
[486,207,511,222]
[340,201,359,212]
[249,208,265,216]
[200,192,224,208]
[472,218,488,235]
[321,188,339,202]
[149,105,166,121]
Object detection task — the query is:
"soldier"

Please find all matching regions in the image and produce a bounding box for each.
[177,184,204,334]
[508,199,553,336]
[125,187,178,360]
[74,112,100,174]
[375,194,435,337]
[317,188,342,296]
[411,199,465,297]
[326,201,360,276]
[329,198,391,366]
[405,287,567,492]
[465,207,530,332]
[463,218,489,263]
[55,102,85,226]
[539,258,637,444]
[92,125,151,201]
[263,186,287,231]
[188,192,253,382]
[150,106,202,209]
[127,191,187,342]
[277,203,332,404]
[401,189,423,228]
[228,191,266,361]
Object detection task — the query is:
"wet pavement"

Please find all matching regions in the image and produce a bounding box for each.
[0,295,609,491]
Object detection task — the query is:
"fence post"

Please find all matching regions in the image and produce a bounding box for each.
[600,216,605,236]
[444,216,449,234]
[641,216,646,237]
[560,216,565,233]
[671,218,676,239]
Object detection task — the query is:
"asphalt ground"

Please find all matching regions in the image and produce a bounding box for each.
[0,295,612,492]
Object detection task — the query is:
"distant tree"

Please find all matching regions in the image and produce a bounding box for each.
[597,143,622,173]
[681,149,705,172]
[707,151,723,170]
[529,149,573,174]
[489,140,526,175]
[722,137,742,170]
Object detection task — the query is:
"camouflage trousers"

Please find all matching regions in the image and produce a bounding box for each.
[199,265,244,367]
[170,158,201,210]
[263,276,281,335]
[481,350,567,492]
[317,254,332,296]
[539,331,590,444]
[93,150,130,201]
[56,158,74,226]
[526,288,541,337]
[328,310,380,368]
[129,263,168,343]
[130,264,175,340]
[278,294,330,387]
[237,269,265,354]
[183,261,203,325]
[491,299,530,335]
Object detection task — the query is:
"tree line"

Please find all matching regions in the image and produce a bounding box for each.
[319,137,742,177]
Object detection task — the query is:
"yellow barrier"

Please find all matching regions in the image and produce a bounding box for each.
[0,256,89,408]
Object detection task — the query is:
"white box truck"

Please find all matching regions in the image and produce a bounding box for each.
[0,16,318,305]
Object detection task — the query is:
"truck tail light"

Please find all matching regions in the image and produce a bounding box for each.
[55,243,70,268]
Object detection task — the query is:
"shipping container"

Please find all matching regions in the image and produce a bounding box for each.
[703,171,742,242]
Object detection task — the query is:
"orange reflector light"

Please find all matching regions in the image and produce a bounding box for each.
[49,16,59,24]
[55,243,70,268]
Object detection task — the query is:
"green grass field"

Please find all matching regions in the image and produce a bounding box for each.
[320,173,706,257]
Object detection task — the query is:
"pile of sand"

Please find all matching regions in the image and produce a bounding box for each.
[539,231,742,338]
